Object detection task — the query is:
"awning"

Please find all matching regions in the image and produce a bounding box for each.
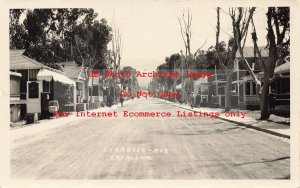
[37,68,75,85]
[10,71,22,77]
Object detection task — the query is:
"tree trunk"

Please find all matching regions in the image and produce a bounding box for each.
[259,8,278,120]
[260,47,277,119]
[260,71,270,119]
[224,44,238,111]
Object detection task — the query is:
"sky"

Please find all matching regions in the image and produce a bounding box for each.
[18,2,268,87]
[94,2,268,87]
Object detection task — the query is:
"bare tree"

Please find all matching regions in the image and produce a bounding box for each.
[178,10,192,57]
[216,8,237,111]
[111,21,123,72]
[232,8,261,87]
[216,7,258,111]
[110,20,123,103]
[178,9,207,104]
[178,10,192,103]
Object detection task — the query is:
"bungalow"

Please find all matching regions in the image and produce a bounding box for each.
[10,49,76,121]
[233,46,268,109]
[60,61,88,111]
[206,46,268,109]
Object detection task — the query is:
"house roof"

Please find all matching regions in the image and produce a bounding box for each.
[194,78,209,93]
[10,49,64,74]
[176,84,182,89]
[10,49,46,70]
[274,61,290,74]
[242,61,290,82]
[236,46,268,58]
[194,77,208,86]
[59,61,83,80]
[10,49,76,86]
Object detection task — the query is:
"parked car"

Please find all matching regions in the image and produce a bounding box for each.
[49,100,59,115]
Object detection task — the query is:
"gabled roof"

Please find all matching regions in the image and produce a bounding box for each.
[194,77,208,86]
[176,84,182,89]
[10,49,75,86]
[10,49,47,70]
[236,46,268,58]
[10,49,63,74]
[59,61,84,80]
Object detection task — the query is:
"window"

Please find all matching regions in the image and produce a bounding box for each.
[17,70,28,93]
[281,78,290,94]
[76,82,83,90]
[28,69,39,81]
[232,72,237,81]
[239,83,244,102]
[28,82,39,98]
[252,82,257,95]
[218,86,225,95]
[76,89,81,96]
[92,86,99,96]
[10,77,20,96]
[231,84,237,95]
[246,82,251,95]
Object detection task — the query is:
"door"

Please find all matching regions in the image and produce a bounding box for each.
[27,81,41,113]
[41,93,50,119]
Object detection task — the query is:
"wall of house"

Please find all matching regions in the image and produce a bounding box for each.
[10,75,21,122]
[10,104,21,123]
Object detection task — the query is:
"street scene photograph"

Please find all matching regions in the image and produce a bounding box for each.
[9,3,290,179]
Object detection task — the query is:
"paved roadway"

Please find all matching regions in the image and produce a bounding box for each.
[11,98,290,179]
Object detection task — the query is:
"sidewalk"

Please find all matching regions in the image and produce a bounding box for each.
[158,98,290,139]
[11,99,134,140]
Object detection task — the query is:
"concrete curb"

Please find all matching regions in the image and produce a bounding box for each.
[169,103,290,139]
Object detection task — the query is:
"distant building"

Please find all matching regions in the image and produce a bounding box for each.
[207,46,269,109]
[207,68,226,108]
[193,76,209,106]
[88,72,105,108]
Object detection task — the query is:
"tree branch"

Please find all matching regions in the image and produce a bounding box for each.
[241,7,256,39]
[216,7,226,70]
[194,38,207,57]
[178,18,188,49]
